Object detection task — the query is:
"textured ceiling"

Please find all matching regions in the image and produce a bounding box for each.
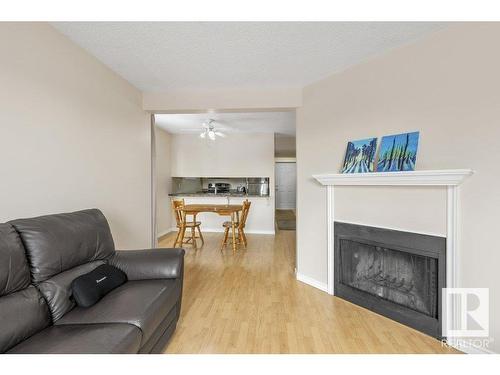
[51,22,445,91]
[155,111,295,135]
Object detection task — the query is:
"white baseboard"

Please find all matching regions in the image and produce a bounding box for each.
[157,228,175,238]
[201,228,275,235]
[296,273,329,293]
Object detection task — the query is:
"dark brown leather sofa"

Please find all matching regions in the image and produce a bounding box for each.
[0,209,184,354]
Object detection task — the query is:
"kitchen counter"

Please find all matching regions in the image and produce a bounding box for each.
[168,192,269,198]
[167,194,274,234]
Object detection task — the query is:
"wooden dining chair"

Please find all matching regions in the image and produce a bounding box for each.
[220,199,251,251]
[172,199,204,249]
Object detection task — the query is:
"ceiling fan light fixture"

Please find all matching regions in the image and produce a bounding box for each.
[199,119,225,141]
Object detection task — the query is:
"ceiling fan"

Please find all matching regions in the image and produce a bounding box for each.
[200,119,226,141]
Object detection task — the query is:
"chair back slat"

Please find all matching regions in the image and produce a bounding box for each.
[239,199,251,229]
[172,199,186,226]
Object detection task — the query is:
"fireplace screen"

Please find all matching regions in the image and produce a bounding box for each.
[334,222,445,338]
[339,239,438,317]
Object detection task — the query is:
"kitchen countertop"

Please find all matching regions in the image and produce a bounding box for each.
[168,192,270,198]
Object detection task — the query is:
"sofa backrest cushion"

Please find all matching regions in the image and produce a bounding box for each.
[10,209,115,283]
[0,286,51,353]
[38,260,106,322]
[0,223,31,296]
[0,223,51,353]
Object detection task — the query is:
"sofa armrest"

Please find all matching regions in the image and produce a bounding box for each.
[109,248,185,281]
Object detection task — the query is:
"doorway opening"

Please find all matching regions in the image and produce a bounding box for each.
[275,160,296,230]
[150,110,296,247]
[274,131,297,232]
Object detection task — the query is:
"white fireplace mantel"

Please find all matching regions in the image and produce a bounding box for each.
[313,169,473,187]
[311,169,473,338]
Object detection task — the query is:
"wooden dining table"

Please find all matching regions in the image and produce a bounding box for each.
[182,204,243,252]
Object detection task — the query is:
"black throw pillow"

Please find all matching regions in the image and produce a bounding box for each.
[71,264,127,308]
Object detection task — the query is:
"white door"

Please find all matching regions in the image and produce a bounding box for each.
[275,162,296,209]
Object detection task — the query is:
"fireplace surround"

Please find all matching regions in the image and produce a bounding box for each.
[334,221,446,338]
[310,170,473,344]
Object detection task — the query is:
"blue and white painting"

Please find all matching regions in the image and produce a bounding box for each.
[340,137,377,173]
[376,131,420,172]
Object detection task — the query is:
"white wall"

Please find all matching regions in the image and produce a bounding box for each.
[171,133,275,178]
[155,127,172,237]
[296,23,500,352]
[0,23,151,249]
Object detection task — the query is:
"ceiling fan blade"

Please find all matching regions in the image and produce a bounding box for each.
[215,132,226,138]
[200,132,206,138]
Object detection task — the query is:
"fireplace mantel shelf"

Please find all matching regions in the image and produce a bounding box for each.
[313,169,473,187]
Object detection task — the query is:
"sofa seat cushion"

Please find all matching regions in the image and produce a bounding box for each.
[55,279,181,345]
[8,323,142,354]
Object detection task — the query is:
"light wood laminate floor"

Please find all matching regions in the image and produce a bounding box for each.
[159,230,458,354]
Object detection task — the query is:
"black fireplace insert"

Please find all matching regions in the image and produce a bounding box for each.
[334,222,446,338]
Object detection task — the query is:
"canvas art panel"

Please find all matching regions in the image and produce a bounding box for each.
[340,137,377,173]
[376,131,420,172]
